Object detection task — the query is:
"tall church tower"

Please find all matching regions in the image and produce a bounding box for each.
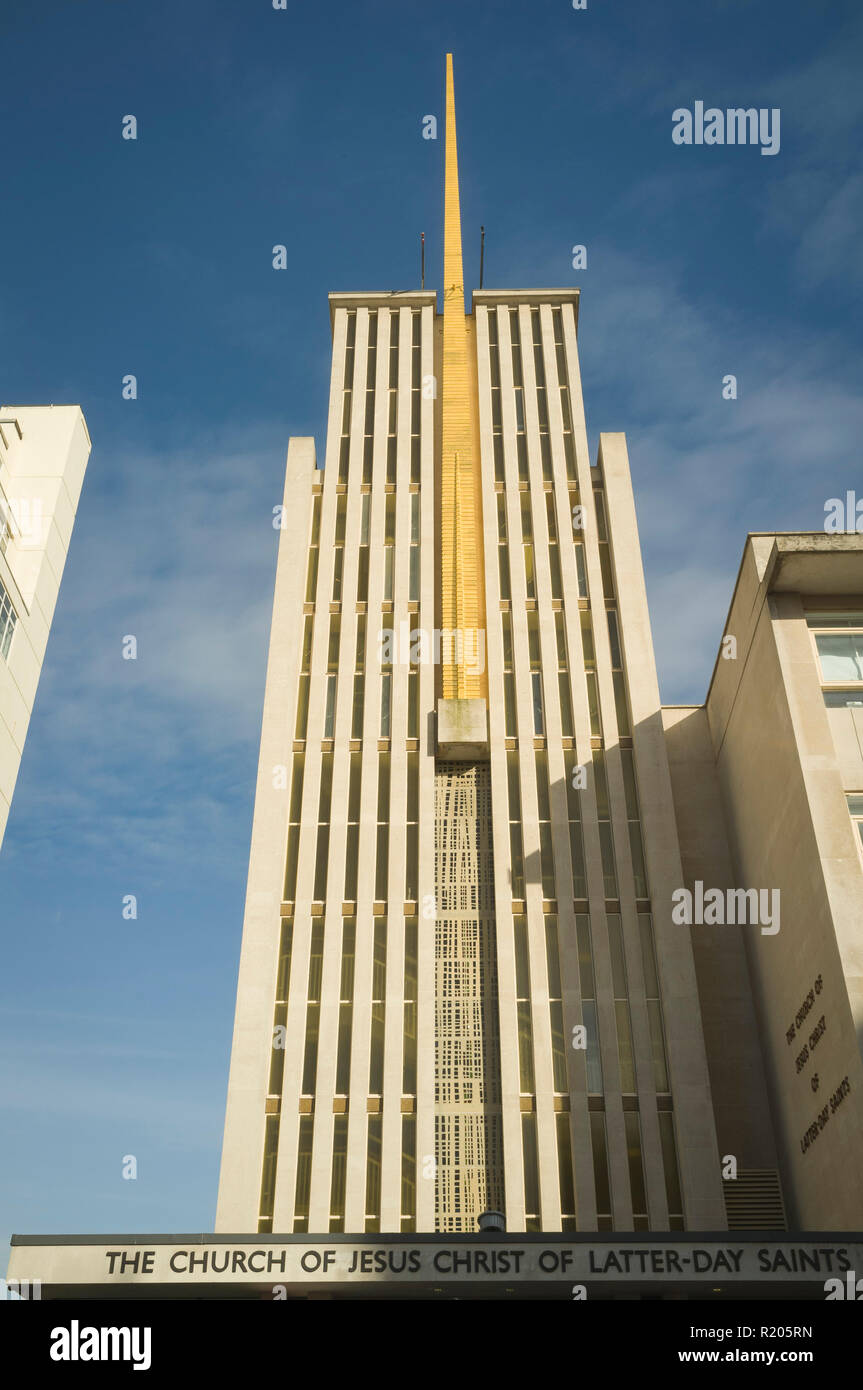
[216,55,727,1236]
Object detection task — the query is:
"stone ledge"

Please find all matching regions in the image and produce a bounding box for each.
[437,698,489,759]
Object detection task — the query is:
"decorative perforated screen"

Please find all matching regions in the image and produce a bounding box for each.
[434,761,504,1231]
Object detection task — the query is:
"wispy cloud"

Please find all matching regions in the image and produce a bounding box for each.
[582,246,863,699]
[4,425,294,872]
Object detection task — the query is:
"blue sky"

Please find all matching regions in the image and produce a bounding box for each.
[1,0,861,1258]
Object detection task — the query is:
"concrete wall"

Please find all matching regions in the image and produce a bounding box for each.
[599,433,726,1230]
[217,296,440,1234]
[216,436,316,1231]
[704,541,863,1226]
[219,291,733,1237]
[662,704,779,1173]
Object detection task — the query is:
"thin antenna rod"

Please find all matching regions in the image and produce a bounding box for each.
[479,225,485,289]
[421,231,425,289]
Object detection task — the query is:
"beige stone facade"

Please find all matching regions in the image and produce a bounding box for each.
[215,286,732,1236]
[665,535,863,1228]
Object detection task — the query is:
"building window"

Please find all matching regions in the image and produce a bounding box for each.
[544,916,567,1092]
[387,313,399,485]
[365,1114,383,1232]
[621,748,648,897]
[275,917,294,1003]
[295,615,313,740]
[407,659,419,740]
[406,753,419,899]
[824,690,863,708]
[555,611,573,738]
[329,1114,348,1232]
[510,309,528,484]
[565,753,587,898]
[569,483,588,597]
[658,1109,684,1229]
[410,312,421,485]
[401,1114,417,1231]
[314,755,333,901]
[532,308,553,482]
[338,310,356,484]
[403,916,418,1094]
[268,1000,288,1098]
[376,753,390,899]
[332,495,346,602]
[380,670,392,738]
[305,494,321,603]
[501,611,516,737]
[283,755,305,900]
[293,1114,314,1232]
[546,491,562,598]
[258,1114,279,1231]
[522,1112,541,1230]
[581,610,602,738]
[513,915,535,1092]
[552,307,576,482]
[593,489,614,597]
[607,607,631,736]
[808,614,863,703]
[369,917,386,1093]
[592,750,618,898]
[261,906,290,1223]
[326,614,340,672]
[607,914,636,1093]
[383,493,396,602]
[639,913,669,1092]
[556,1113,577,1229]
[363,313,376,484]
[521,493,535,599]
[344,754,362,900]
[576,914,603,1093]
[324,614,340,739]
[847,795,863,857]
[573,537,588,598]
[507,752,525,898]
[534,751,556,897]
[335,917,356,1093]
[302,918,324,1094]
[356,492,371,602]
[497,492,511,601]
[625,1111,649,1229]
[528,612,544,735]
[488,309,504,483]
[0,497,11,557]
[352,615,365,739]
[409,491,420,602]
[590,1111,612,1230]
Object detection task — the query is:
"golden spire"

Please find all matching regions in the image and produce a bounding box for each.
[440,53,487,701]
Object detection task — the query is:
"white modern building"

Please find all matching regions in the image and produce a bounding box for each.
[0,404,90,849]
